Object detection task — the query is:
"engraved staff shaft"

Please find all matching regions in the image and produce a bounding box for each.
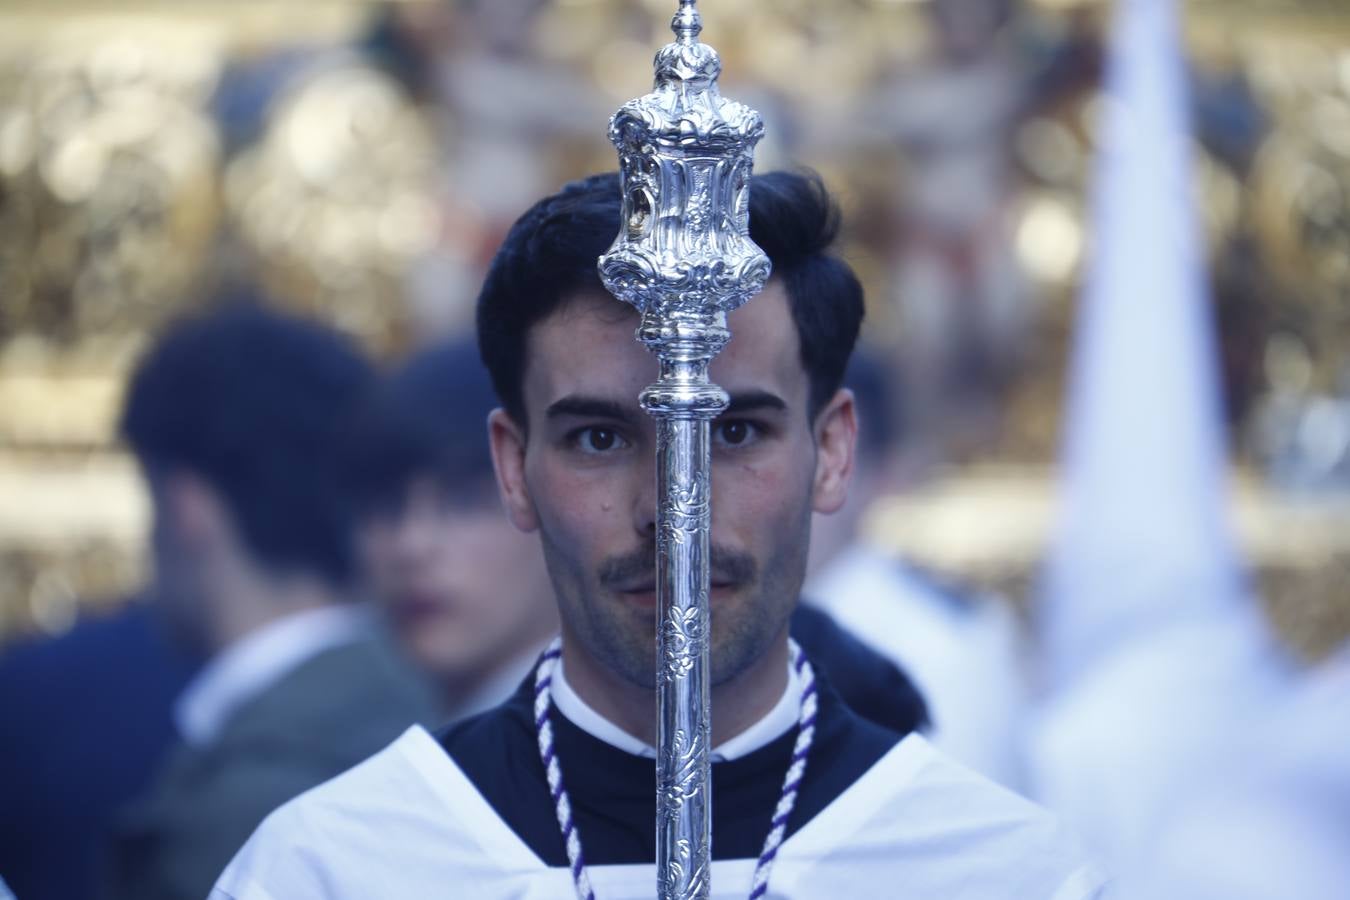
[598,3,770,898]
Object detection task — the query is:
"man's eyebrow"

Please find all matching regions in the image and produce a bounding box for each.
[545,395,640,424]
[723,390,788,415]
[546,391,785,422]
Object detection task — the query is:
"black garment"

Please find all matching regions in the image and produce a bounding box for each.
[789,603,930,735]
[0,602,194,900]
[439,668,905,867]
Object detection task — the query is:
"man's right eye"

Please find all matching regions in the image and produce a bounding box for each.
[572,427,628,455]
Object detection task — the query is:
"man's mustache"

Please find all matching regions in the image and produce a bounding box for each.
[598,544,757,591]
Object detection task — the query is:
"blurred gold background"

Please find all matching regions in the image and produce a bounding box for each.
[1,0,1348,657]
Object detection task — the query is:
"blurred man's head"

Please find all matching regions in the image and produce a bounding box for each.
[477,171,864,692]
[346,339,556,700]
[121,302,375,656]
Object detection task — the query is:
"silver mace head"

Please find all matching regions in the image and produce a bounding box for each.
[598,0,771,364]
[596,5,772,899]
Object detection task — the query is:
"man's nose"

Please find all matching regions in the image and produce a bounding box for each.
[632,456,658,539]
[391,509,440,561]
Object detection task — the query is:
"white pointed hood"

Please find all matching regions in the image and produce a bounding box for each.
[1041,0,1245,685]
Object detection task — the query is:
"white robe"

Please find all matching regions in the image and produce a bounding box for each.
[212,726,1111,899]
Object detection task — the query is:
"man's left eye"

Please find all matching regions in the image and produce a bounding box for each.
[713,420,759,448]
[573,426,630,454]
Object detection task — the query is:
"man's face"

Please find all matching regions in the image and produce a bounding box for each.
[359,476,555,686]
[489,281,855,689]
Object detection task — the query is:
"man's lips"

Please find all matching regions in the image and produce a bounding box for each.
[600,547,757,604]
[614,581,740,602]
[388,591,452,624]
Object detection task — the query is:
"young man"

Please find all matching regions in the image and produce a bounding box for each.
[345,337,563,721]
[109,304,435,900]
[212,174,1109,898]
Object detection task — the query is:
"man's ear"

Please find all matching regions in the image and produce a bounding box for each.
[487,408,539,533]
[811,388,857,515]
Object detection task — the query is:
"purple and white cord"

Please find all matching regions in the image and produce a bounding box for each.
[533,636,817,900]
[535,640,597,900]
[747,640,817,898]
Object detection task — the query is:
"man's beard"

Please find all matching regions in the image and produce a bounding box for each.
[543,531,804,691]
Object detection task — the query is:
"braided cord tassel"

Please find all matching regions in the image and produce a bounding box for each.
[534,638,597,900]
[533,636,816,900]
[747,639,817,900]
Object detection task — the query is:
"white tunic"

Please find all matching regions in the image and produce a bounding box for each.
[212,726,1111,899]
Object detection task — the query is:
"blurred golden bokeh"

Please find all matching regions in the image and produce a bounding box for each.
[1,0,1349,658]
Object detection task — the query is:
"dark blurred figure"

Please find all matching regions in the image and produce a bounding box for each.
[346,338,560,721]
[106,303,434,900]
[805,350,1026,787]
[347,338,929,736]
[0,600,193,900]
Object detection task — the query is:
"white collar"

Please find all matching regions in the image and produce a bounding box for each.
[549,654,801,762]
[175,604,367,747]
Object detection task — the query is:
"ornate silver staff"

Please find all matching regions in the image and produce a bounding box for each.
[598,2,770,898]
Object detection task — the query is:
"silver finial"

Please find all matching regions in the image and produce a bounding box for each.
[673,0,701,45]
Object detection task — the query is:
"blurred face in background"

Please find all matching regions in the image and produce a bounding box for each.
[359,474,556,692]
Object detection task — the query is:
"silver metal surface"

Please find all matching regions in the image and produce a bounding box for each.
[597,3,771,898]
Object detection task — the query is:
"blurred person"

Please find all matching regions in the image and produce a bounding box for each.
[0,599,193,900]
[210,2,607,343]
[211,171,1108,899]
[856,0,1032,455]
[824,0,1099,459]
[363,0,610,264]
[106,302,435,900]
[345,337,561,721]
[1025,0,1290,888]
[1139,642,1350,900]
[805,350,1028,787]
[431,0,610,260]
[346,337,932,734]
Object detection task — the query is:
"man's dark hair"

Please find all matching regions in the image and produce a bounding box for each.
[344,337,499,515]
[476,170,864,425]
[121,302,375,587]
